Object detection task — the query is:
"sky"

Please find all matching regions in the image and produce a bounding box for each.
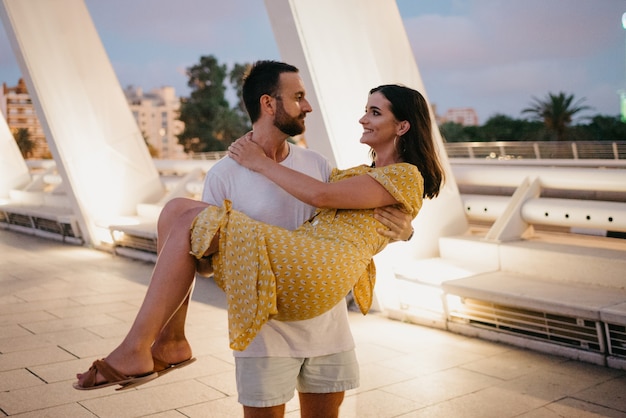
[0,0,624,124]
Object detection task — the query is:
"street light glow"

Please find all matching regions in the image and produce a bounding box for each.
[622,12,626,29]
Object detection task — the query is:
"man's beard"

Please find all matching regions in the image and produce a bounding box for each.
[274,101,305,137]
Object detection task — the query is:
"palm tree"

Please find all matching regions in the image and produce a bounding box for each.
[13,128,36,158]
[522,92,592,141]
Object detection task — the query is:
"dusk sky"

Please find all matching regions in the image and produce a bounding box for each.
[1,0,624,124]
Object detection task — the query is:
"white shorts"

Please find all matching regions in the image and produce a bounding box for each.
[235,350,360,408]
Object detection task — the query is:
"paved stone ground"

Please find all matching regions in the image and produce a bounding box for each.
[1,229,625,417]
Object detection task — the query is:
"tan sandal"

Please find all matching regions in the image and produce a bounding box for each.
[116,357,197,390]
[153,356,197,377]
[73,359,157,391]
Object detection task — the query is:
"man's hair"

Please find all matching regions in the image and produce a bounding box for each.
[242,60,299,123]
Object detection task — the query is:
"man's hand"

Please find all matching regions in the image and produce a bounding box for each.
[374,206,414,242]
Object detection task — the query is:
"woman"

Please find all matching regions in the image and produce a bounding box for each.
[74,84,444,390]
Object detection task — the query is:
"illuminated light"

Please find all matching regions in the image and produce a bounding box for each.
[99,215,146,245]
[396,279,445,311]
[102,216,143,226]
[390,258,488,322]
[445,294,465,314]
[95,225,116,245]
[111,229,126,242]
[622,12,626,29]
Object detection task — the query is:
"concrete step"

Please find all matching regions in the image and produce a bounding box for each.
[438,233,626,289]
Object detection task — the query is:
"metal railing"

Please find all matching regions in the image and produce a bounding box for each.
[189,151,228,160]
[445,141,626,160]
[189,141,626,163]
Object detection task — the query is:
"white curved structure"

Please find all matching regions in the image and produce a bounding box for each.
[264,0,468,259]
[0,0,164,246]
[0,112,30,200]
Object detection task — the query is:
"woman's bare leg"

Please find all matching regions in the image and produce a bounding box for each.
[76,198,215,384]
[150,198,199,365]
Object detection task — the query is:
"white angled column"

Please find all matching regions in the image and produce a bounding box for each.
[264,0,468,258]
[0,0,164,246]
[0,113,30,200]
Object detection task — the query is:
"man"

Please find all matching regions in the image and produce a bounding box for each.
[201,60,413,418]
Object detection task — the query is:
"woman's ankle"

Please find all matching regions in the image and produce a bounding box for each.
[151,338,192,363]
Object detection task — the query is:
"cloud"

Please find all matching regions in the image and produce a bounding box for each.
[1,0,623,121]
[82,0,279,95]
[403,0,625,120]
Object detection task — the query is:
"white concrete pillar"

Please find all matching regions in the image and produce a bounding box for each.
[0,112,29,199]
[0,0,164,246]
[264,0,468,258]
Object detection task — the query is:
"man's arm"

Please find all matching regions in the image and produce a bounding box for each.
[374,206,414,242]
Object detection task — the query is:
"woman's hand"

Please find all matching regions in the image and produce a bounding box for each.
[228,132,268,172]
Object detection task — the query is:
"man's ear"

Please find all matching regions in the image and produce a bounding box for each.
[260,94,276,116]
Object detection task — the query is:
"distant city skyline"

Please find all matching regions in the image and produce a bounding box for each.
[0,0,624,124]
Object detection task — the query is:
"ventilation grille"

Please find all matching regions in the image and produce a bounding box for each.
[114,233,157,254]
[448,298,604,353]
[5,212,32,228]
[32,217,79,237]
[606,323,626,358]
[1,211,81,240]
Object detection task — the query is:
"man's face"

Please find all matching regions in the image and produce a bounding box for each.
[273,72,312,136]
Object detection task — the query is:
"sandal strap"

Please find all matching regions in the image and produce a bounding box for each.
[93,359,128,382]
[81,359,128,387]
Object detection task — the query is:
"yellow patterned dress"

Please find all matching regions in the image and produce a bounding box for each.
[190,163,423,350]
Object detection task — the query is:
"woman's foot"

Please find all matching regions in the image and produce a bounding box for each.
[75,346,154,389]
[150,338,193,372]
[74,337,193,389]
[73,359,157,390]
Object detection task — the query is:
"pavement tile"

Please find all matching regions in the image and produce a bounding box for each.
[0,329,101,353]
[7,403,98,418]
[0,369,44,391]
[0,346,76,372]
[21,313,123,335]
[79,380,225,418]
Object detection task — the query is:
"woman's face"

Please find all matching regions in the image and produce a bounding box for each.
[359,92,401,150]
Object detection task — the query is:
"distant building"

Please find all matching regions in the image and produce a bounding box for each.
[1,79,187,160]
[442,107,479,126]
[1,78,50,158]
[124,85,186,159]
[430,103,444,125]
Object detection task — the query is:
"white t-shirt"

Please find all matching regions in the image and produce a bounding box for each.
[202,143,355,358]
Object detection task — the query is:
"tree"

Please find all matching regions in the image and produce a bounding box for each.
[572,115,626,141]
[439,121,470,142]
[480,114,544,142]
[13,128,36,158]
[521,92,592,141]
[141,130,160,158]
[229,62,249,117]
[177,55,251,153]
